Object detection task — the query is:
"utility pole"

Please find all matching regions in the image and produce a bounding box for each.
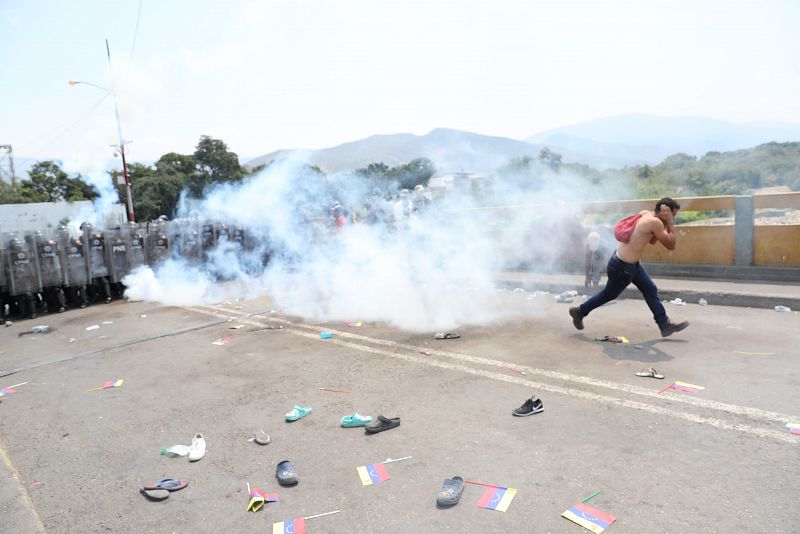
[105,39,135,222]
[0,144,15,188]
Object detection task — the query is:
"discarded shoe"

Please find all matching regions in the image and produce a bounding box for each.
[635,368,665,379]
[285,405,312,422]
[436,476,465,508]
[253,429,271,445]
[434,332,460,340]
[341,413,373,428]
[160,444,191,457]
[569,307,584,330]
[140,488,169,501]
[659,320,689,337]
[188,433,206,462]
[513,397,543,417]
[365,415,401,434]
[276,460,299,486]
[143,479,189,492]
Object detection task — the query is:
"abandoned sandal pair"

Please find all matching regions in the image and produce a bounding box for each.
[340,413,400,433]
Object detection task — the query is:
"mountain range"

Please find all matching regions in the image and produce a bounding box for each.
[246,114,800,173]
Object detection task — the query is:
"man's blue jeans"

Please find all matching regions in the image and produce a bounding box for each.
[579,251,668,326]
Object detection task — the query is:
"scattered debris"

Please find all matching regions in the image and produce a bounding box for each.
[85,325,100,331]
[786,423,800,435]
[513,287,527,293]
[669,298,686,305]
[418,349,432,355]
[346,321,363,327]
[250,429,271,445]
[595,336,629,344]
[527,290,549,298]
[320,331,333,339]
[512,396,543,416]
[501,363,527,375]
[734,350,775,356]
[555,290,578,303]
[31,481,44,489]
[477,485,518,512]
[4,320,12,327]
[434,332,460,340]
[774,305,791,312]
[212,337,233,345]
[341,413,372,428]
[437,476,465,508]
[365,415,401,433]
[86,379,123,392]
[635,368,664,379]
[658,380,705,394]
[228,325,245,330]
[102,321,113,325]
[562,492,616,532]
[139,314,147,318]
[18,325,52,337]
[259,325,284,330]
[68,338,76,343]
[319,387,350,394]
[634,344,643,350]
[160,445,191,457]
[698,298,708,306]
[246,483,279,512]
[271,510,340,533]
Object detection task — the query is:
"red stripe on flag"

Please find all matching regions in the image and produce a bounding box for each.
[374,462,390,481]
[477,486,499,508]
[294,518,306,534]
[574,502,616,524]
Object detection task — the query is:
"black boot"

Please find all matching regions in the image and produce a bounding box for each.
[660,320,689,337]
[569,307,584,330]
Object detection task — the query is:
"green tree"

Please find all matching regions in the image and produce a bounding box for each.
[0,161,98,204]
[185,136,248,197]
[384,158,436,190]
[538,147,562,172]
[132,172,185,222]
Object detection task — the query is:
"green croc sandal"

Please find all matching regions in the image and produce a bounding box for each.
[285,405,312,422]
[340,413,373,428]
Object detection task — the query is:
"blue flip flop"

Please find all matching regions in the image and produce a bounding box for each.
[340,413,372,428]
[285,405,312,422]
[276,460,299,486]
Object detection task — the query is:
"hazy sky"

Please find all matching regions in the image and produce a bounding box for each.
[2,0,798,162]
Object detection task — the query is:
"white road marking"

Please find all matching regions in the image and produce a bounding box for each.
[191,304,799,444]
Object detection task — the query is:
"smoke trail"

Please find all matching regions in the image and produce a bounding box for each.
[122,153,626,331]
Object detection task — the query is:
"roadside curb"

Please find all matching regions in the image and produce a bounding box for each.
[497,280,800,311]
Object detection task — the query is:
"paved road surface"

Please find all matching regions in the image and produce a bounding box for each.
[1,290,798,533]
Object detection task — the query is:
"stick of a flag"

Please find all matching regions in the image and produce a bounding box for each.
[302,510,340,520]
[581,491,600,503]
[464,479,506,489]
[382,456,412,464]
[8,382,28,388]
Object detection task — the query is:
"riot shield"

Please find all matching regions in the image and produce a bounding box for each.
[4,235,41,296]
[128,223,147,270]
[34,232,64,288]
[104,228,130,284]
[200,221,216,253]
[147,221,171,266]
[82,224,109,279]
[59,228,89,287]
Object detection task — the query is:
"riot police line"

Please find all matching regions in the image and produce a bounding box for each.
[1,218,260,321]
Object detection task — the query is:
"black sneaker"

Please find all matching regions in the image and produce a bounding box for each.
[660,320,689,337]
[569,307,584,330]
[512,397,543,417]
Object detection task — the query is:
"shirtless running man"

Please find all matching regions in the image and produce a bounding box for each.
[569,197,689,337]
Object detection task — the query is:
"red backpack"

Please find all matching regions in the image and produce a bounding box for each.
[614,213,642,243]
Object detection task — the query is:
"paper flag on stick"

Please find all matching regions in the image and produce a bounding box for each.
[87,379,123,392]
[247,487,279,512]
[0,388,17,397]
[357,463,390,486]
[212,337,232,345]
[272,510,339,533]
[562,502,617,533]
[272,518,306,534]
[476,486,518,512]
[786,423,800,435]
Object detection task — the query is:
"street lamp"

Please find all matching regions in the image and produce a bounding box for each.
[68,39,135,223]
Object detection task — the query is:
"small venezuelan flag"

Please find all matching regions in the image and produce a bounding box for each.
[562,502,617,533]
[0,388,16,397]
[272,518,306,534]
[356,463,390,486]
[476,486,518,512]
[786,423,800,435]
[671,381,704,393]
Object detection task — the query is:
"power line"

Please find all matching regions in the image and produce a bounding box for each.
[126,0,144,82]
[30,93,111,159]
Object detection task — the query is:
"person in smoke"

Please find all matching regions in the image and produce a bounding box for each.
[330,203,348,232]
[412,184,431,213]
[364,188,389,226]
[392,189,414,230]
[569,197,689,337]
[584,230,605,288]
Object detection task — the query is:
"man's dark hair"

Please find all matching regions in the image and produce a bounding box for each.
[655,197,680,213]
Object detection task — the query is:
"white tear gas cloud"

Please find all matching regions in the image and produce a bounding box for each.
[123,155,629,331]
